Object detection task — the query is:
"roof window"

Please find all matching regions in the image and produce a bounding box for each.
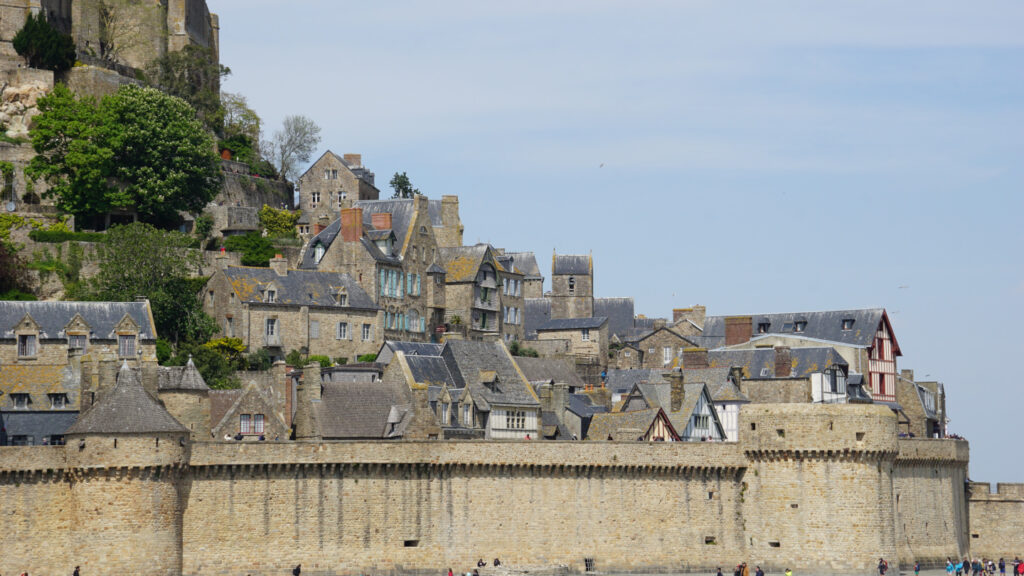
[842,318,855,331]
[794,321,806,333]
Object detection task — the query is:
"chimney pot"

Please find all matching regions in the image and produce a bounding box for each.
[270,254,288,276]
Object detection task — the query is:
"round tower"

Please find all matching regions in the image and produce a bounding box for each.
[64,361,190,576]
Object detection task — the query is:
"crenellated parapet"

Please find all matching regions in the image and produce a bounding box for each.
[896,438,969,463]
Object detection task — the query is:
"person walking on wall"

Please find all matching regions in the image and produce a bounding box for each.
[716,567,723,576]
[448,568,454,576]
[73,567,80,576]
[915,561,921,576]
[878,557,889,576]
[741,562,749,576]
[1000,559,1007,576]
[785,568,793,576]
[293,564,301,576]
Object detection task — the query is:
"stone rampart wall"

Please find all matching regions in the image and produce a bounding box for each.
[968,482,1024,560]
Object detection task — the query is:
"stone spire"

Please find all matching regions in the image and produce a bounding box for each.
[67,361,188,435]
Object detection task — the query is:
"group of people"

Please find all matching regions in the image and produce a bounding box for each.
[445,558,501,576]
[947,557,1024,576]
[717,562,767,576]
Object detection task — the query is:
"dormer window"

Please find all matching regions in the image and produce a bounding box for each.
[266,289,277,303]
[10,393,30,410]
[794,321,806,333]
[337,293,348,306]
[68,334,88,352]
[48,393,69,409]
[18,334,37,358]
[313,242,325,263]
[757,322,770,334]
[118,334,137,357]
[842,319,855,331]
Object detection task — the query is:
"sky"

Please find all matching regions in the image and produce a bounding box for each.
[211,1,1024,482]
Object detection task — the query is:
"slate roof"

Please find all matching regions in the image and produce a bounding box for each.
[378,341,444,365]
[605,369,667,396]
[514,357,586,389]
[299,197,444,269]
[319,380,411,439]
[223,266,377,310]
[668,383,726,439]
[404,355,457,387]
[535,317,607,331]
[587,408,673,441]
[594,297,635,340]
[552,254,591,276]
[426,263,446,274]
[157,358,210,391]
[523,298,551,340]
[502,252,542,279]
[540,411,571,438]
[0,300,156,341]
[67,362,188,435]
[701,309,892,350]
[567,393,608,417]
[707,347,848,379]
[438,244,500,282]
[682,367,732,388]
[441,340,540,408]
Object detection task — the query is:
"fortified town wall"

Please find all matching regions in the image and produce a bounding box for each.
[967,482,1024,560]
[0,404,988,576]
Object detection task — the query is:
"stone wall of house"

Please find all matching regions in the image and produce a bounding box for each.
[741,378,811,403]
[0,404,992,576]
[634,329,691,369]
[967,482,1024,560]
[893,439,971,566]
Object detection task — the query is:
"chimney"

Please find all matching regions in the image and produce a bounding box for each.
[729,366,744,387]
[653,318,667,330]
[343,153,362,168]
[673,305,707,328]
[294,363,322,442]
[664,370,685,413]
[901,369,914,382]
[681,347,708,369]
[371,212,392,231]
[215,249,230,270]
[724,316,753,346]
[340,208,363,242]
[270,254,287,276]
[774,346,792,378]
[539,383,553,411]
[552,382,569,424]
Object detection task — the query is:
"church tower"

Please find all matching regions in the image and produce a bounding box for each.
[549,252,594,319]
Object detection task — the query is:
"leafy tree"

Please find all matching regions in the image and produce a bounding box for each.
[307,355,332,368]
[145,45,230,133]
[258,205,299,238]
[166,343,240,389]
[27,84,221,227]
[263,115,321,182]
[356,353,378,363]
[221,92,261,148]
[508,340,539,357]
[223,231,276,267]
[389,172,421,199]
[92,223,216,344]
[12,12,75,72]
[246,348,272,371]
[285,349,303,367]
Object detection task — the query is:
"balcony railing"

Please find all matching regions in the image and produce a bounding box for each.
[264,334,282,347]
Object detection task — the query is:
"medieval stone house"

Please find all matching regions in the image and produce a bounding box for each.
[295,151,379,236]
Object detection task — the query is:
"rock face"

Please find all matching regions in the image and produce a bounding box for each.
[1,79,49,138]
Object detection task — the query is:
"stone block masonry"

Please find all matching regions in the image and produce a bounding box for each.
[967,482,1024,560]
[0,404,986,576]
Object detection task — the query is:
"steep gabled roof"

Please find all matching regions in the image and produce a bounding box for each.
[377,340,445,365]
[502,252,542,279]
[223,266,377,310]
[67,362,188,435]
[438,244,502,282]
[587,407,678,441]
[701,308,895,351]
[594,297,635,340]
[157,358,210,391]
[707,347,847,379]
[605,369,667,396]
[514,357,586,389]
[297,150,377,188]
[441,340,539,408]
[319,380,411,439]
[668,382,727,439]
[0,301,156,341]
[404,354,457,388]
[523,298,551,340]
[552,254,591,275]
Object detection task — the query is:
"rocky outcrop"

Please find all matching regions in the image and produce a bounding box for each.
[0,77,50,138]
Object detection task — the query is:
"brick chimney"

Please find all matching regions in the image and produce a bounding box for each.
[340,208,363,242]
[343,153,362,168]
[269,254,287,276]
[774,346,792,378]
[664,370,685,413]
[371,212,392,231]
[724,316,753,346]
[681,347,708,369]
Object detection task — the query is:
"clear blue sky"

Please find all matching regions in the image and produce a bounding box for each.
[212,1,1024,482]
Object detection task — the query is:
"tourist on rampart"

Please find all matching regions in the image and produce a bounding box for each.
[878,558,889,576]
[784,568,792,576]
[1000,559,1006,576]
[73,567,80,576]
[448,567,453,576]
[755,566,764,576]
[478,559,486,568]
[493,558,501,567]
[741,561,749,576]
[915,561,921,576]
[716,567,723,576]
[293,564,301,576]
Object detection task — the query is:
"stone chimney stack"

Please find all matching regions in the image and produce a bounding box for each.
[774,346,792,378]
[552,382,569,424]
[294,363,322,442]
[900,369,914,382]
[98,359,120,398]
[340,208,363,242]
[270,254,287,276]
[539,383,553,411]
[371,212,392,231]
[724,316,753,346]
[214,248,230,270]
[343,153,362,167]
[664,369,685,413]
[681,347,708,369]
[673,305,707,328]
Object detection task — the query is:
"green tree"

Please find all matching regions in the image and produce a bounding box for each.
[221,92,261,152]
[258,204,299,238]
[145,45,230,133]
[223,231,276,267]
[263,115,321,182]
[92,223,216,344]
[389,172,420,199]
[12,12,75,72]
[28,84,221,227]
